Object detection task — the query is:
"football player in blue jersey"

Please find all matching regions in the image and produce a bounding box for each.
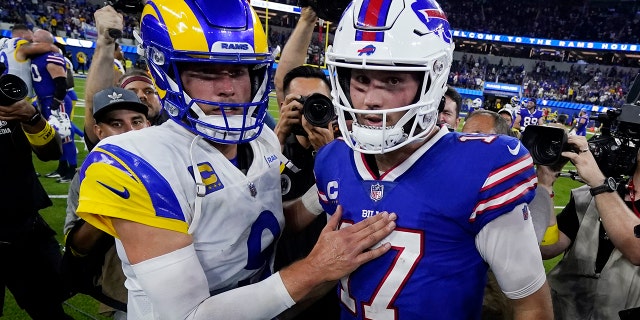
[569,108,590,136]
[300,0,553,319]
[75,1,396,319]
[31,29,76,182]
[514,98,544,131]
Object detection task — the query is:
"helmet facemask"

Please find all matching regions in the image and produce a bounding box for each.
[330,53,451,154]
[326,0,454,154]
[140,0,274,144]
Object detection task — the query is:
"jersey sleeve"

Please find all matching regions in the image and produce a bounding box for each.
[77,143,188,238]
[313,141,341,215]
[470,137,537,231]
[13,38,29,62]
[476,204,546,299]
[46,53,66,68]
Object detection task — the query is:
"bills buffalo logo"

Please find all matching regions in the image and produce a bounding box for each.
[411,0,452,44]
[357,44,376,56]
[370,183,384,201]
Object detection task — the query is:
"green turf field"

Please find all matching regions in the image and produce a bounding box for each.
[3,76,581,318]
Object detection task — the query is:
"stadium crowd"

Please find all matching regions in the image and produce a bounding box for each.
[450,54,638,108]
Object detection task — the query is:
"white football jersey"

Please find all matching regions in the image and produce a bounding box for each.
[77,120,285,317]
[0,37,34,98]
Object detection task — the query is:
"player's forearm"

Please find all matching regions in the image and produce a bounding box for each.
[279,258,330,302]
[594,191,640,265]
[274,11,316,105]
[84,41,116,143]
[132,244,294,320]
[511,282,553,320]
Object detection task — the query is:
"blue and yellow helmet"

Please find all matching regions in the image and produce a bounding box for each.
[510,96,521,107]
[140,0,274,143]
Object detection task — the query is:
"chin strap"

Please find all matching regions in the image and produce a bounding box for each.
[189,135,206,223]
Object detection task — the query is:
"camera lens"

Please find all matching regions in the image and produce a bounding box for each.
[521,125,568,166]
[0,74,27,106]
[302,93,335,127]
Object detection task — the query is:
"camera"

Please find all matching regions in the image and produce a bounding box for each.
[298,0,350,22]
[292,93,336,136]
[521,125,570,167]
[522,74,640,177]
[0,73,28,107]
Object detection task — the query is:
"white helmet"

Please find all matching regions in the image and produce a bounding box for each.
[326,0,454,154]
[472,98,483,109]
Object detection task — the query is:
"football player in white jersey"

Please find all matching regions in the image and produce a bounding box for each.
[76,2,396,319]
[0,24,59,99]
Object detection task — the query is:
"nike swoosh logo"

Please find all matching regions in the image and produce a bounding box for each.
[507,141,521,155]
[98,181,130,199]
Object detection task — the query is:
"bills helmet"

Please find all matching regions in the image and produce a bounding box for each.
[326,0,454,154]
[139,0,274,143]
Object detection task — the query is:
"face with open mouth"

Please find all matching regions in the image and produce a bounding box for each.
[349,69,421,129]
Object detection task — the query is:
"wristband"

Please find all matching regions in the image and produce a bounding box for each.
[23,110,42,127]
[541,223,559,246]
[23,121,55,146]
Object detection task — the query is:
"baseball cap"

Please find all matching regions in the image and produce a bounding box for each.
[498,108,513,117]
[93,87,148,123]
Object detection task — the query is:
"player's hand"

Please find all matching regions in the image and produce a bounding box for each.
[274,94,303,144]
[305,206,396,282]
[94,5,124,45]
[0,99,34,122]
[48,110,72,139]
[301,116,334,150]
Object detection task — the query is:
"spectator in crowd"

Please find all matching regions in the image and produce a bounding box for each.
[541,135,640,319]
[437,85,462,131]
[31,29,76,183]
[0,84,70,319]
[307,0,552,318]
[63,87,151,319]
[272,5,339,319]
[76,2,396,318]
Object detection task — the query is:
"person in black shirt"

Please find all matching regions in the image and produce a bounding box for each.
[541,135,640,319]
[272,6,340,319]
[0,91,71,319]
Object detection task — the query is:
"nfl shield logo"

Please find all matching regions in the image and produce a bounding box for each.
[370,183,384,201]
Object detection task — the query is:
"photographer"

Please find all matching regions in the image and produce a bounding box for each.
[541,135,640,319]
[272,5,340,320]
[0,76,70,318]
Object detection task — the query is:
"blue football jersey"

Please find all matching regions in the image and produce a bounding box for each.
[314,131,537,320]
[518,107,543,128]
[31,52,66,103]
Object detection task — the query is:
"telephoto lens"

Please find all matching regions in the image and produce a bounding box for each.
[0,73,28,106]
